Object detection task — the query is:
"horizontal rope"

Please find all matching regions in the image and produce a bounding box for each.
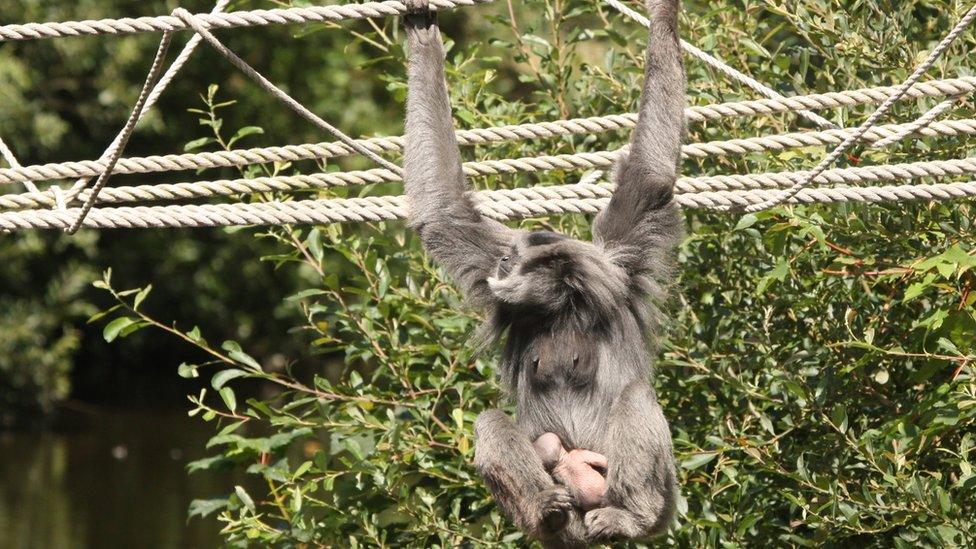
[478,180,976,216]
[683,118,976,158]
[676,182,976,209]
[6,113,975,188]
[684,76,976,123]
[674,157,976,193]
[0,0,494,42]
[870,95,964,148]
[2,76,974,187]
[4,153,975,211]
[0,114,634,185]
[2,180,974,230]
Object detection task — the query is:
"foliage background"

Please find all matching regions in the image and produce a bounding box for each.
[2,0,975,546]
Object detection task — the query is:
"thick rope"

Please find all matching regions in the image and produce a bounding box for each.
[683,118,976,158]
[2,180,973,230]
[676,182,976,209]
[0,0,494,42]
[603,0,835,129]
[682,76,976,122]
[742,3,976,212]
[673,157,976,193]
[4,77,976,186]
[67,31,175,233]
[65,0,233,200]
[5,154,975,211]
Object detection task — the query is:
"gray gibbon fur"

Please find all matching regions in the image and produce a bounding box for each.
[402,0,685,545]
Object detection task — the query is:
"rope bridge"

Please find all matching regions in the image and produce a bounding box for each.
[0,1,974,231]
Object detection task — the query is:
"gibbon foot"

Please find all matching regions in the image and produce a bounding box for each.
[585,506,642,542]
[533,486,574,537]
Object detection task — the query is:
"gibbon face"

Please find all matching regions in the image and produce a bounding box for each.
[487,231,628,316]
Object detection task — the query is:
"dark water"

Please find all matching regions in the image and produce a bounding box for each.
[0,407,244,549]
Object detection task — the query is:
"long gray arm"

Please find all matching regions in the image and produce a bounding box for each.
[593,0,685,268]
[403,4,519,307]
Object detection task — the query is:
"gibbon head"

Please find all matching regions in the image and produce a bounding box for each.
[486,231,629,319]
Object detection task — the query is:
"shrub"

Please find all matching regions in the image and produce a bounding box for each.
[95,0,975,545]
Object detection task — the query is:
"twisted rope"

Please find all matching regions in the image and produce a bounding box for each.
[4,77,976,186]
[2,180,973,230]
[65,5,408,231]
[683,118,976,158]
[683,76,976,122]
[603,0,835,129]
[674,157,976,193]
[3,0,975,231]
[0,0,494,42]
[742,3,976,212]
[65,1,410,230]
[4,153,975,211]
[676,182,976,209]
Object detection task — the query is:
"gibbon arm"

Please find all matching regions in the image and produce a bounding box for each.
[403,3,520,307]
[593,0,685,270]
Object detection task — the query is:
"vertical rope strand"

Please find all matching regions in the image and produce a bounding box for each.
[66,0,233,200]
[172,8,403,175]
[603,0,837,129]
[67,31,175,233]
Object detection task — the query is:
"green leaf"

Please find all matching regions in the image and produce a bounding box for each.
[735,214,758,230]
[293,460,313,479]
[228,350,262,371]
[103,317,136,342]
[132,285,152,310]
[183,137,215,152]
[756,259,789,294]
[831,404,848,433]
[219,387,237,413]
[234,486,255,512]
[87,304,122,324]
[246,398,274,418]
[187,326,205,345]
[212,369,249,390]
[681,452,717,470]
[230,125,264,143]
[903,282,928,302]
[187,455,227,473]
[221,341,261,370]
[286,289,328,302]
[188,498,228,519]
[177,363,199,379]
